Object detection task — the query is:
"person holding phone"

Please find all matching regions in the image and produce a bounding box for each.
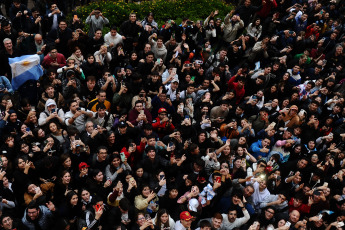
[38,99,65,127]
[128,100,152,127]
[105,154,131,183]
[85,7,109,37]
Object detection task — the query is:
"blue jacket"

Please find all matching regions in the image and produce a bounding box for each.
[249,139,270,159]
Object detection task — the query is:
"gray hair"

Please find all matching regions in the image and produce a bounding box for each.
[3,38,11,44]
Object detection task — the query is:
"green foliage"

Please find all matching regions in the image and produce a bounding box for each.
[74,0,233,32]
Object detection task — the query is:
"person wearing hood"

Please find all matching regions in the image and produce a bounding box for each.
[38,99,65,127]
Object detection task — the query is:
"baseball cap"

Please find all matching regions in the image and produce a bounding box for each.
[158,108,167,114]
[172,78,179,84]
[46,99,56,107]
[79,162,90,170]
[119,121,127,128]
[180,211,194,221]
[188,198,199,212]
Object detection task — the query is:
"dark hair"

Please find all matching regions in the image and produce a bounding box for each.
[155,209,170,228]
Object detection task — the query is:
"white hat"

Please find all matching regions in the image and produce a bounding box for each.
[188,198,199,212]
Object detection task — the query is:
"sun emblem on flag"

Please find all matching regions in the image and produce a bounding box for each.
[22,61,30,66]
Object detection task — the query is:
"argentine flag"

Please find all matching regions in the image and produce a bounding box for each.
[9,54,43,91]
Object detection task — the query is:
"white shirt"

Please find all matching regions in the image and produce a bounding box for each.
[104,32,123,51]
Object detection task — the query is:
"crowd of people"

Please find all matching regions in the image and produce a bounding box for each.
[0,0,345,229]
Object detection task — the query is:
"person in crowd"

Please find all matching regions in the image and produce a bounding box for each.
[0,2,345,230]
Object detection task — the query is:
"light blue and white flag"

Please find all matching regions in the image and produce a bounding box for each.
[9,54,43,91]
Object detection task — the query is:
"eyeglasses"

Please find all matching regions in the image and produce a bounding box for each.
[265,210,275,215]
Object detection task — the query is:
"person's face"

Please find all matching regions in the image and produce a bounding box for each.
[110,29,117,36]
[171,81,179,90]
[17,158,25,169]
[136,168,143,177]
[98,92,106,103]
[227,210,237,222]
[62,172,71,184]
[297,159,308,169]
[169,189,178,199]
[63,157,71,168]
[97,149,108,161]
[94,30,102,39]
[1,216,13,230]
[28,184,38,194]
[1,157,8,168]
[142,186,151,197]
[27,208,39,220]
[212,218,222,229]
[289,210,300,223]
[38,128,45,138]
[94,171,104,182]
[81,190,90,202]
[3,25,11,34]
[244,186,254,197]
[277,219,286,227]
[20,143,29,153]
[108,133,115,144]
[59,21,67,31]
[256,78,263,85]
[308,141,315,149]
[259,180,267,190]
[87,56,95,63]
[221,103,229,111]
[137,214,146,226]
[265,208,275,220]
[160,213,169,224]
[71,194,78,205]
[9,112,17,122]
[112,158,121,168]
[223,146,230,155]
[119,126,127,134]
[234,159,242,168]
[148,150,156,160]
[47,103,56,112]
[129,13,137,22]
[293,66,300,74]
[199,133,206,142]
[293,198,302,207]
[203,80,210,88]
[4,40,12,50]
[181,219,193,228]
[238,137,246,145]
[262,139,270,147]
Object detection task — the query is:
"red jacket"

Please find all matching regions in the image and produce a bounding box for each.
[42,53,66,70]
[152,117,175,139]
[288,198,311,214]
[228,75,245,104]
[120,141,146,168]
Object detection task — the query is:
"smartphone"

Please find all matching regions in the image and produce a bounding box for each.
[157,58,161,64]
[174,51,179,58]
[26,127,30,132]
[145,214,151,220]
[76,107,81,111]
[191,76,195,81]
[215,176,221,183]
[140,110,144,115]
[120,152,126,162]
[253,221,259,229]
[184,115,190,119]
[209,148,215,153]
[129,177,135,183]
[94,204,101,212]
[51,108,55,113]
[168,142,174,148]
[285,221,291,227]
[160,175,164,180]
[172,68,177,75]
